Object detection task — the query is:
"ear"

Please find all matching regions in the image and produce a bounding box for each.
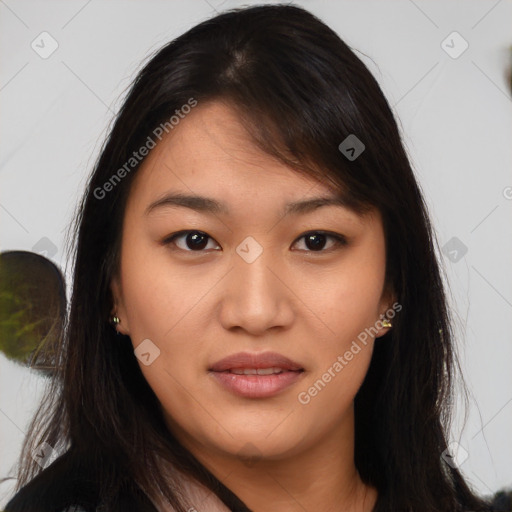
[375,283,397,338]
[110,274,130,336]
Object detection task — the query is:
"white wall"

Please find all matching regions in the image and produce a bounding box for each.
[1,0,511,507]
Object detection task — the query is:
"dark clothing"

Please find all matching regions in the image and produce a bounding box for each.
[4,450,157,512]
[5,449,512,511]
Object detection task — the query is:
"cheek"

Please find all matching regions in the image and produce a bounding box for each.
[117,233,221,367]
[119,240,204,342]
[119,251,207,428]
[294,280,378,421]
[308,255,386,341]
[294,251,384,410]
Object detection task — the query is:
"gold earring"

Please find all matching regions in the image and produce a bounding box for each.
[382,318,392,328]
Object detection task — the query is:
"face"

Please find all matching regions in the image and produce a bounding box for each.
[111,100,394,464]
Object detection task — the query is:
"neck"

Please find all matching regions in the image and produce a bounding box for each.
[165,405,378,512]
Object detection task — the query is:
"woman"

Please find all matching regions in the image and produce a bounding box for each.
[4,4,508,512]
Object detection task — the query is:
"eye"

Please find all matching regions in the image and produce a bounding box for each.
[162,230,221,252]
[292,231,347,253]
[162,230,347,253]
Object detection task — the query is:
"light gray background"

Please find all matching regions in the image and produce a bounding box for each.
[1,0,511,507]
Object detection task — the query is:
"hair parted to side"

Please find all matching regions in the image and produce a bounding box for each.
[5,3,494,512]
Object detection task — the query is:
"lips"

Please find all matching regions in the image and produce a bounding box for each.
[209,351,304,373]
[208,352,305,398]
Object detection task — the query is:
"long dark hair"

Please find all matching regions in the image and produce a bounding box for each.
[4,4,499,511]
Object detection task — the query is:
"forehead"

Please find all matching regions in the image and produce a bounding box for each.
[140,100,304,182]
[127,100,375,224]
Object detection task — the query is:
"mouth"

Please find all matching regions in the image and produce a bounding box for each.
[208,352,305,398]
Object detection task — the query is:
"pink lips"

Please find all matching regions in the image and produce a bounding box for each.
[208,351,305,398]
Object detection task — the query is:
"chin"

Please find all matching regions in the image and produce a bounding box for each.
[209,426,309,462]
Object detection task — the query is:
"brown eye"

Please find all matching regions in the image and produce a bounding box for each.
[293,231,347,252]
[163,231,220,252]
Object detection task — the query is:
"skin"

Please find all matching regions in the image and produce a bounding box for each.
[111,100,395,512]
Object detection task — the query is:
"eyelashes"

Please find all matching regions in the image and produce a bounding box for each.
[162,230,348,254]
[163,231,220,252]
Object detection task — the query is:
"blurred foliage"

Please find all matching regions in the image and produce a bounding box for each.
[0,251,65,375]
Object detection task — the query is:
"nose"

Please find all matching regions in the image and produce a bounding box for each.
[218,243,295,336]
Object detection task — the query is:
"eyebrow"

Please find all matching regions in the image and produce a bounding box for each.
[144,192,363,218]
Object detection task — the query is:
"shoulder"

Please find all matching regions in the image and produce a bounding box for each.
[3,449,157,512]
[4,449,99,512]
